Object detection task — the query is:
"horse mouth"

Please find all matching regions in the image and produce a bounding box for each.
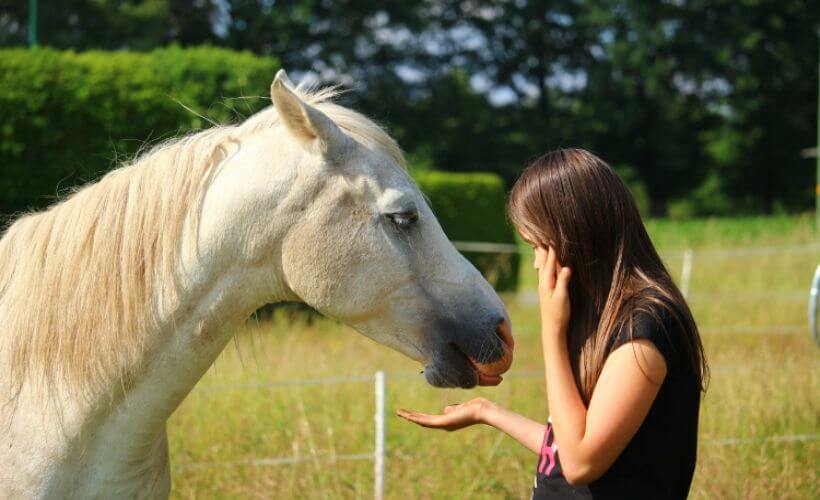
[421,318,514,388]
[424,340,513,388]
[423,349,509,388]
[468,358,505,386]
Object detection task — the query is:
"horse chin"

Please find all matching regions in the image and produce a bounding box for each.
[423,363,478,388]
[422,363,504,388]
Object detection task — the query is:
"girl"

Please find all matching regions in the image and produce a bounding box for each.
[398,149,707,499]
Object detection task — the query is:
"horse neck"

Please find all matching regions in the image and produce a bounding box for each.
[100,149,302,432]
[79,139,301,450]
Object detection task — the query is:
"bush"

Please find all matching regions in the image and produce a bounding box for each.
[414,171,519,291]
[0,46,279,216]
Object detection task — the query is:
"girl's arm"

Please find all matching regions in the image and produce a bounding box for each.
[537,247,667,485]
[397,398,546,454]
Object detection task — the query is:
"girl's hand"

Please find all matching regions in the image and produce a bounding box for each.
[535,246,572,335]
[398,399,548,454]
[396,398,495,431]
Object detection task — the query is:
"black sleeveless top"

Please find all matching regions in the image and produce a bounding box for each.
[532,306,701,500]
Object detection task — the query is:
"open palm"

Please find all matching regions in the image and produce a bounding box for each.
[396,398,492,431]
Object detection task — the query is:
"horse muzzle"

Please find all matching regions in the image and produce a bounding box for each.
[423,316,514,388]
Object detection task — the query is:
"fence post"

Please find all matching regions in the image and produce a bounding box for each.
[28,0,38,46]
[374,371,386,500]
[680,248,694,299]
[809,265,820,346]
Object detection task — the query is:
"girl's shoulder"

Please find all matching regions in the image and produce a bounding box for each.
[611,290,686,369]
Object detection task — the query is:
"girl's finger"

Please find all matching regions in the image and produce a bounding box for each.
[555,267,572,294]
[534,247,546,270]
[396,409,425,419]
[397,408,448,424]
[443,404,461,414]
[544,247,557,290]
[397,410,432,423]
[405,413,451,428]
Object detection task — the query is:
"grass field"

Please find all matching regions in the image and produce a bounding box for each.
[168,215,819,499]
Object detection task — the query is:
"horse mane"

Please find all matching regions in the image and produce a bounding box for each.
[0,82,404,401]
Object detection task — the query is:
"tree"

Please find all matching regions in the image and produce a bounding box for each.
[677,0,819,212]
[0,0,217,50]
[573,1,717,214]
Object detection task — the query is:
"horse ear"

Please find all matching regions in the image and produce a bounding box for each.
[270,70,347,159]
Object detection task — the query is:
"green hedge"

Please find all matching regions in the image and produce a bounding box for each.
[0,48,518,290]
[0,46,279,216]
[414,171,519,291]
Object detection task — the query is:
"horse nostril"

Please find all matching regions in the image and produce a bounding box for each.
[495,317,514,350]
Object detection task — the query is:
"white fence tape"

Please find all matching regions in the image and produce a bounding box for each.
[177,452,373,470]
[705,433,820,446]
[680,248,693,298]
[687,291,807,301]
[374,371,386,500]
[699,325,806,335]
[673,243,820,258]
[810,265,820,346]
[452,241,820,257]
[195,374,373,393]
[452,241,520,253]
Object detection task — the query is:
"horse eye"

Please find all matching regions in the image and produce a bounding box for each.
[386,210,419,228]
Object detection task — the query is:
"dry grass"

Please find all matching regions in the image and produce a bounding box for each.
[169,216,819,499]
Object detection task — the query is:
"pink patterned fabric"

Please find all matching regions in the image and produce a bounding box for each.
[537,422,561,477]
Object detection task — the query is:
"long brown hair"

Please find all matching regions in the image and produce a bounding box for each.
[508,148,707,403]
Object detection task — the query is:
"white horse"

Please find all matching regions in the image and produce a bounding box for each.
[0,71,513,498]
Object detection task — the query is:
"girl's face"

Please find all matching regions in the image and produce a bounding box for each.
[517,230,541,267]
[518,229,556,272]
